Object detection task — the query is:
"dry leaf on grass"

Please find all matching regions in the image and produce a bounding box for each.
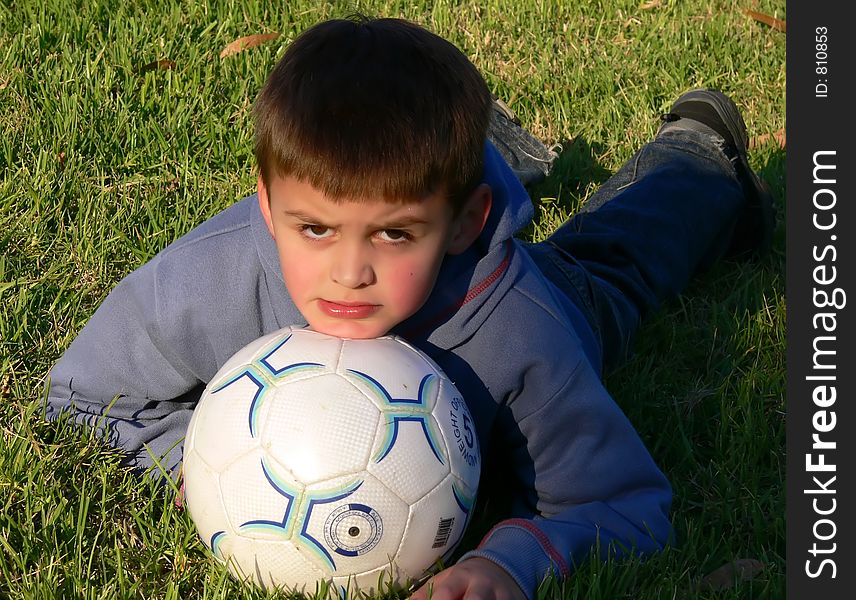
[640,0,662,9]
[750,127,786,150]
[220,33,280,58]
[701,559,765,590]
[137,59,176,74]
[743,9,786,32]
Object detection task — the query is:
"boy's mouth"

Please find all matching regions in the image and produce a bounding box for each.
[317,299,380,319]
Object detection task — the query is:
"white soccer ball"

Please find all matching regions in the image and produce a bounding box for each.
[183,326,481,596]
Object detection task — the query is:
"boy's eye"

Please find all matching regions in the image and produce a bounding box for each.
[301,224,333,239]
[377,229,412,243]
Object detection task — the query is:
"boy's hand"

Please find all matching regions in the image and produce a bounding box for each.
[410,557,526,600]
[174,476,185,510]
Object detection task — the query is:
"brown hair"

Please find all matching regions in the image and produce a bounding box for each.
[253,15,492,211]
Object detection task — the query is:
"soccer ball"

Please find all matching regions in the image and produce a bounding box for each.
[183,326,481,596]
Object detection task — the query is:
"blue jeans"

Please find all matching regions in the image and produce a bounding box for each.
[527,129,745,371]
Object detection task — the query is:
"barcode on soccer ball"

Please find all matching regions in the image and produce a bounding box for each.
[432,517,455,549]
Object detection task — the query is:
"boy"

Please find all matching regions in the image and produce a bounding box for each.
[45,15,773,600]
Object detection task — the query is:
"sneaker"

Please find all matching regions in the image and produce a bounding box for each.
[487,97,559,187]
[658,89,775,257]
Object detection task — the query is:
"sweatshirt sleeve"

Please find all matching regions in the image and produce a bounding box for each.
[458,348,673,597]
[44,257,203,479]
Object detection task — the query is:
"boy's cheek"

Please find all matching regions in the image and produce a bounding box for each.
[388,261,441,312]
[281,271,315,305]
[279,249,320,293]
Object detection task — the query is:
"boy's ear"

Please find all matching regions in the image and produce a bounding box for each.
[257,174,275,237]
[447,183,492,255]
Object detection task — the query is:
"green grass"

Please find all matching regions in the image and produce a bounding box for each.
[1,0,785,598]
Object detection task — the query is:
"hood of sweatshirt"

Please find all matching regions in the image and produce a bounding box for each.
[393,142,534,346]
[250,141,534,347]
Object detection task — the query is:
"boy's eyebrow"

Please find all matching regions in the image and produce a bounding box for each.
[281,208,430,228]
[374,215,431,228]
[282,209,324,222]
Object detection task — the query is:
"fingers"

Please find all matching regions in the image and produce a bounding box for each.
[408,558,524,600]
[410,570,468,600]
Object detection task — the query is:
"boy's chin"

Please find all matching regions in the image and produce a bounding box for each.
[303,320,392,340]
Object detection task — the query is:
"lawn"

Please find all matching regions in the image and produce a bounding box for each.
[1,0,786,598]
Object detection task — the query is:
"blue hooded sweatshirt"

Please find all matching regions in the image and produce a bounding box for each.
[46,143,672,597]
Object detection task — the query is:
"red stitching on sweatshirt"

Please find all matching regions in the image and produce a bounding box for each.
[480,518,571,577]
[461,241,512,304]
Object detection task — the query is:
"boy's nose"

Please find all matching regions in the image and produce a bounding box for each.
[331,246,375,288]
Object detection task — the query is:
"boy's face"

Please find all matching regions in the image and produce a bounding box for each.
[258,174,491,339]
